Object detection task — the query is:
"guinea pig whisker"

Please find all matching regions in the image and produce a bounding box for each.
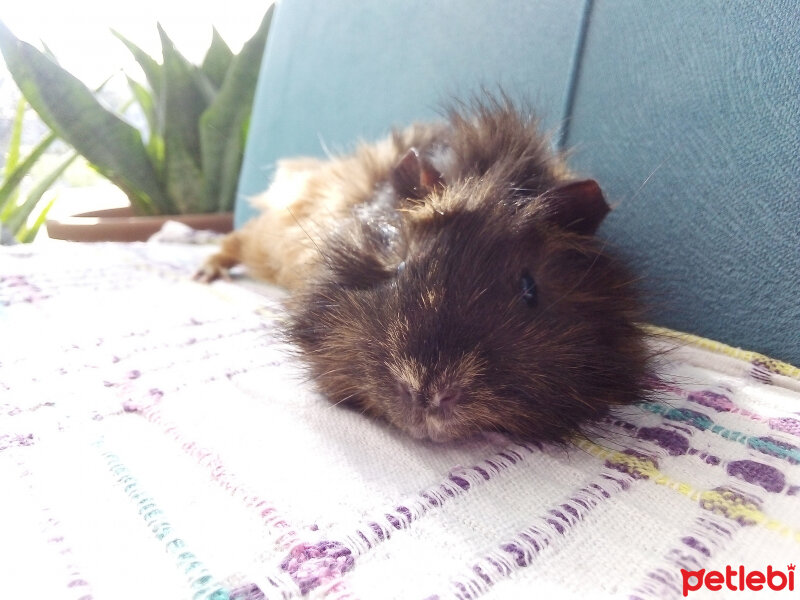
[285,206,333,269]
[621,158,667,208]
[312,367,351,379]
[327,392,361,409]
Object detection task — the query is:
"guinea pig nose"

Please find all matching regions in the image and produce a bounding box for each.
[431,387,461,412]
[396,381,418,405]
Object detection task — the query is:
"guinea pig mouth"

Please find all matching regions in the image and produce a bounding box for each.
[391,381,469,442]
[401,413,461,443]
[424,417,462,442]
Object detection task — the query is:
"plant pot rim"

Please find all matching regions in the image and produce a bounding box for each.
[46,206,233,242]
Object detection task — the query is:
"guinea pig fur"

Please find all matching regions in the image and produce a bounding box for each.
[197,94,649,444]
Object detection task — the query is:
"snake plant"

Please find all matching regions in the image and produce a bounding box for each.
[0,7,272,216]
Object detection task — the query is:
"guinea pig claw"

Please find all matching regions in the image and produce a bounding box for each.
[193,263,230,284]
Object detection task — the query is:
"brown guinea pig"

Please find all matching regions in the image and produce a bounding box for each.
[197,94,649,443]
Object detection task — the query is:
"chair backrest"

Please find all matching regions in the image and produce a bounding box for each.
[235,0,800,365]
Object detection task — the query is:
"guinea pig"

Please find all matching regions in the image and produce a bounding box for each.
[196,94,649,443]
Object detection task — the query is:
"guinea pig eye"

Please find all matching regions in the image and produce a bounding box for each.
[396,261,406,275]
[520,272,537,307]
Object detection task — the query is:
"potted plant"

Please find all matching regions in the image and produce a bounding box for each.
[0,7,272,242]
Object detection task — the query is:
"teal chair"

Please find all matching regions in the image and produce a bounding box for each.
[235,0,799,365]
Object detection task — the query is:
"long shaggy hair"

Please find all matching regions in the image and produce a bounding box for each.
[199,93,650,443]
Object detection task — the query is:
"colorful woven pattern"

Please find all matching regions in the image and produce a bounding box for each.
[2,240,798,599]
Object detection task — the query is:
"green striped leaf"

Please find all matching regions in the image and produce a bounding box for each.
[4,99,25,178]
[126,75,157,141]
[0,21,171,214]
[201,28,233,89]
[5,151,78,234]
[164,136,206,214]
[112,29,162,100]
[199,5,273,211]
[16,196,55,243]
[158,24,215,212]
[0,131,57,217]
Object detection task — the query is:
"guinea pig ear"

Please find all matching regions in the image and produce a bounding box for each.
[391,147,444,200]
[544,179,610,235]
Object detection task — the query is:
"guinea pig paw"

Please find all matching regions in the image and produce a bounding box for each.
[481,431,513,447]
[192,260,231,284]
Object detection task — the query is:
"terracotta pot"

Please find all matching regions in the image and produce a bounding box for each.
[46,206,234,242]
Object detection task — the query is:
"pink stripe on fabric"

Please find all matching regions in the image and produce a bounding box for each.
[316,444,540,600]
[136,401,300,549]
[441,468,638,599]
